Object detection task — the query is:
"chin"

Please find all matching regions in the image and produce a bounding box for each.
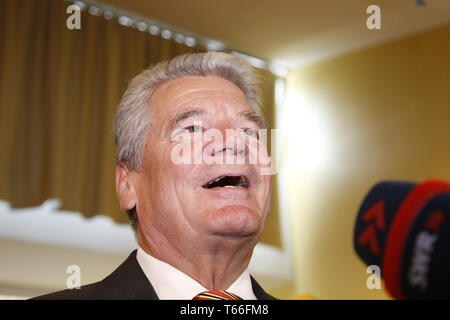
[202,205,262,238]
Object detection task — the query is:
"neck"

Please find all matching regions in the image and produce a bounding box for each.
[137,229,256,290]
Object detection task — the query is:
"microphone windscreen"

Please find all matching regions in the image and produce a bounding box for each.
[354,181,415,268]
[354,179,450,299]
[397,191,450,299]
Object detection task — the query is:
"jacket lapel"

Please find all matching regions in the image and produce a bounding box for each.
[251,276,277,300]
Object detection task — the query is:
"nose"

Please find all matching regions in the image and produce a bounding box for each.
[221,129,246,157]
[204,120,248,164]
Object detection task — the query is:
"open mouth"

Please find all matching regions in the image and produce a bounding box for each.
[202,176,249,189]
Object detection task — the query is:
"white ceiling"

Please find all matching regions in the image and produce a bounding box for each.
[94,0,449,68]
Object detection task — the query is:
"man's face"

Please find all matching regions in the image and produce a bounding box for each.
[131,76,272,248]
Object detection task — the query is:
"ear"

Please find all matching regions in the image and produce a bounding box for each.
[115,163,137,211]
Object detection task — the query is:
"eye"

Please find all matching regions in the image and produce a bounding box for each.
[185,125,204,133]
[239,128,259,139]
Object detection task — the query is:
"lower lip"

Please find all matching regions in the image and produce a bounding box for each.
[202,186,250,198]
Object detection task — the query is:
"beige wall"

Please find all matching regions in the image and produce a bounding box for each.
[283,25,450,299]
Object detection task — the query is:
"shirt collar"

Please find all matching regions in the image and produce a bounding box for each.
[136,246,257,300]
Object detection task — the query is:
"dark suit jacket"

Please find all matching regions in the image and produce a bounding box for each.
[33,250,276,300]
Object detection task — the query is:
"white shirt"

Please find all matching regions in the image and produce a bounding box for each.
[136,246,257,300]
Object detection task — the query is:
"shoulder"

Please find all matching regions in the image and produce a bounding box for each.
[32,282,99,300]
[31,250,158,300]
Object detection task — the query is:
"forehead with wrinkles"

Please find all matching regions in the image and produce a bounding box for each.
[150,75,265,131]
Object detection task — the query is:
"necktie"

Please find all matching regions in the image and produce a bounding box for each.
[192,290,243,300]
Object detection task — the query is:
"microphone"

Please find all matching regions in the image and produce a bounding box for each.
[353,179,450,299]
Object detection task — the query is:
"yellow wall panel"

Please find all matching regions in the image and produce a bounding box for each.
[284,25,449,299]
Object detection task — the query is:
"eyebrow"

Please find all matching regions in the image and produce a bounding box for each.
[168,108,206,132]
[167,108,268,132]
[238,110,268,129]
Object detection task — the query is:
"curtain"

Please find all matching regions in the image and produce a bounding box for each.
[0,0,281,247]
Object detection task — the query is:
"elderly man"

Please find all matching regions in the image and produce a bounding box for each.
[36,52,275,300]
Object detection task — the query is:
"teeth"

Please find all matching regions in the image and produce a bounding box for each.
[207,177,222,187]
[237,176,246,187]
[203,176,248,189]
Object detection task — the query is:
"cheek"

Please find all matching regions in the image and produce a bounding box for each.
[145,141,196,200]
[257,175,273,208]
[169,163,198,200]
[169,133,205,166]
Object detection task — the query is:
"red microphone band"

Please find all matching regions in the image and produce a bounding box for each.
[382,180,450,299]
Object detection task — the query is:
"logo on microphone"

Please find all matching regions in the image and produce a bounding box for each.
[357,200,386,256]
[408,210,445,291]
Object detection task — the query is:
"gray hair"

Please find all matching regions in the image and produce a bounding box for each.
[113,52,264,231]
